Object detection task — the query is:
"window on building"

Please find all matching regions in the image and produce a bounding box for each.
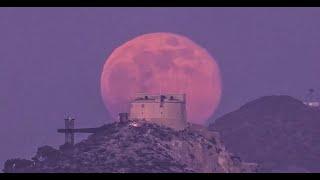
[141,104,145,108]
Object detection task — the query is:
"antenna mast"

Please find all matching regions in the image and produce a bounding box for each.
[304,88,320,108]
[306,88,315,102]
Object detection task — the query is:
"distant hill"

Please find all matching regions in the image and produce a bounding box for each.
[3,121,257,173]
[210,95,320,172]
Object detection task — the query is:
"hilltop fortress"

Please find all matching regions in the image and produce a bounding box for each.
[125,93,188,130]
[58,93,189,147]
[128,93,187,130]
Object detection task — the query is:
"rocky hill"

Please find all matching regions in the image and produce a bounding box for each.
[3,120,257,173]
[210,95,320,172]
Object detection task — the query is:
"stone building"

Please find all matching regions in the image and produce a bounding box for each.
[128,93,187,130]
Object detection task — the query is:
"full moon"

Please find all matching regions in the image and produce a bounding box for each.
[101,32,222,125]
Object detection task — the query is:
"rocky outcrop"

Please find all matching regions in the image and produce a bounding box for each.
[210,95,320,172]
[3,120,257,173]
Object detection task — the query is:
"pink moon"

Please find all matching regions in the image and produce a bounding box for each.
[100,32,222,125]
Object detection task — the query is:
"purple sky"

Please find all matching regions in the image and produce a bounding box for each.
[1,8,320,167]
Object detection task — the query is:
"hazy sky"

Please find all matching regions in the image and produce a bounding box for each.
[1,7,320,167]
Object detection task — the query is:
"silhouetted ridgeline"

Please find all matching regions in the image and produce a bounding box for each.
[210,95,320,172]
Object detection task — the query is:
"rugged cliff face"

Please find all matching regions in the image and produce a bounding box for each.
[3,120,257,173]
[210,95,320,172]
